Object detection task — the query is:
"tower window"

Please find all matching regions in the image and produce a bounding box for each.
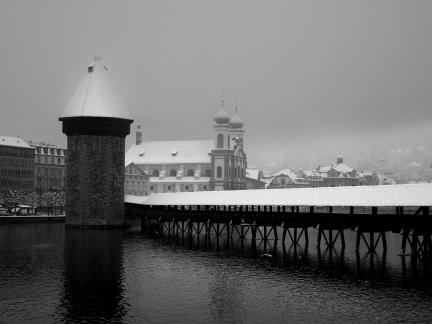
[217,166,222,179]
[217,134,223,148]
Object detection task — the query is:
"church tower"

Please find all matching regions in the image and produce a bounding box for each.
[210,100,231,191]
[59,58,133,227]
[229,107,247,190]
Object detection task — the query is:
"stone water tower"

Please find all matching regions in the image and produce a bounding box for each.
[59,58,133,227]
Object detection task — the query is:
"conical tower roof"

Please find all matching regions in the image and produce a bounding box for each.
[60,58,132,120]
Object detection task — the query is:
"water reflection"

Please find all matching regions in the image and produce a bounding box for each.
[60,229,127,323]
[158,224,432,291]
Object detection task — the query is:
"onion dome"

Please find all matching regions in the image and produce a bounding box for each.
[214,109,230,124]
[60,57,132,121]
[229,113,243,129]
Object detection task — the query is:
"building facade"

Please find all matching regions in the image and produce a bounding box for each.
[316,156,359,187]
[267,169,310,189]
[125,163,149,196]
[245,168,265,189]
[30,142,67,192]
[125,105,247,195]
[0,135,35,192]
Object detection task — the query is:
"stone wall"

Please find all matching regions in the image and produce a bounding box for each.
[65,134,125,227]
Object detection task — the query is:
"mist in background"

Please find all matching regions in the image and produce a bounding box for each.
[0,0,431,172]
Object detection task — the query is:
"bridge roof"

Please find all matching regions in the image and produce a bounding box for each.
[125,184,432,207]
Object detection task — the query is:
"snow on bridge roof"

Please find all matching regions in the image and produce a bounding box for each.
[125,184,432,207]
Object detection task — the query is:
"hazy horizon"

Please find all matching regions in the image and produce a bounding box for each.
[1,0,431,171]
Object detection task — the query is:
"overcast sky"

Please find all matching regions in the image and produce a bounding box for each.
[0,0,431,170]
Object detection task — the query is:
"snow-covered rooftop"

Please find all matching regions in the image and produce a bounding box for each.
[126,140,213,165]
[125,184,432,207]
[246,168,260,181]
[333,163,354,173]
[60,58,132,120]
[0,135,33,149]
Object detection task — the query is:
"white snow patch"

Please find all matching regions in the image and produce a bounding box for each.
[126,184,432,207]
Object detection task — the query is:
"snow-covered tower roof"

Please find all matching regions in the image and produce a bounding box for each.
[60,57,132,121]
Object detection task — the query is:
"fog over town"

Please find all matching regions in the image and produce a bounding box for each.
[1,0,431,176]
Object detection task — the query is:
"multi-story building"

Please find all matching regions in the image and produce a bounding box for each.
[245,168,265,189]
[125,163,149,196]
[316,156,359,187]
[30,142,67,192]
[267,169,310,189]
[125,105,247,195]
[0,135,35,192]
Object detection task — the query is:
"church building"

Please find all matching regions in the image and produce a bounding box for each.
[125,105,247,194]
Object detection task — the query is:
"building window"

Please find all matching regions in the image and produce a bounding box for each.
[169,169,177,177]
[152,170,160,177]
[150,185,154,191]
[217,166,222,179]
[217,134,223,148]
[203,185,208,191]
[167,185,172,191]
[187,169,194,177]
[185,185,189,191]
[204,169,211,177]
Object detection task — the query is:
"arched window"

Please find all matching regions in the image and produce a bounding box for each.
[217,166,222,179]
[217,134,224,148]
[184,185,189,191]
[169,169,177,177]
[204,169,211,177]
[152,170,159,177]
[187,169,194,177]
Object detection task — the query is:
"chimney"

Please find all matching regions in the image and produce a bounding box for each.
[336,155,343,164]
[136,125,142,145]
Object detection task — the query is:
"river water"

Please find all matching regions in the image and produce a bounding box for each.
[0,223,431,323]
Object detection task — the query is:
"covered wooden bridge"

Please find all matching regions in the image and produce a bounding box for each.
[125,184,432,258]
